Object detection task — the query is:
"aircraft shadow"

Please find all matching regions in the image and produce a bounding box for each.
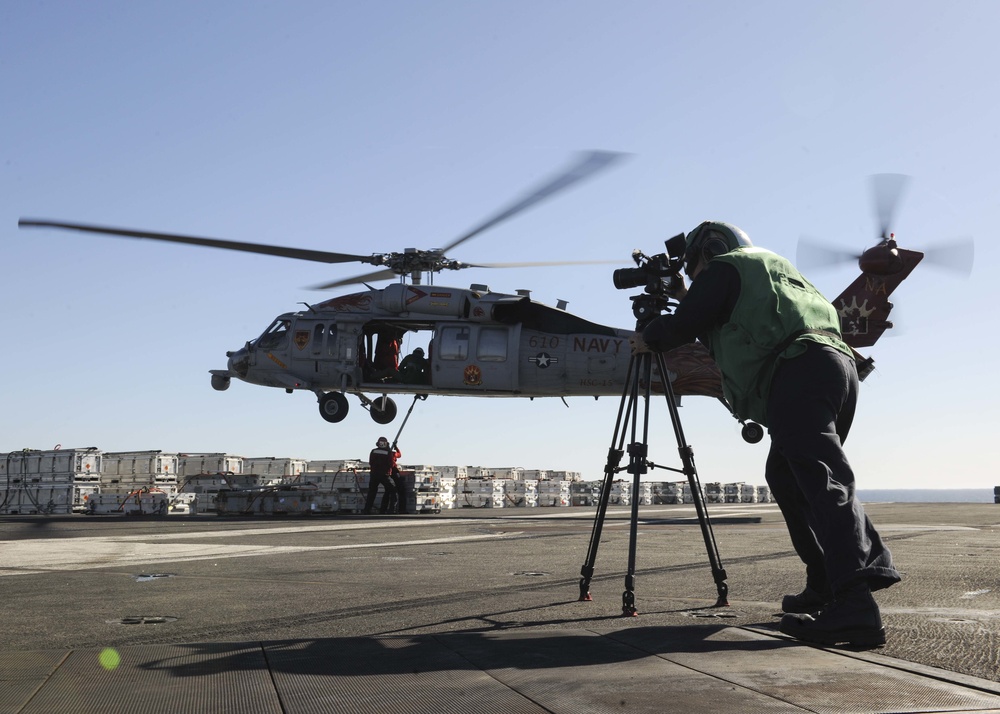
[136,622,792,679]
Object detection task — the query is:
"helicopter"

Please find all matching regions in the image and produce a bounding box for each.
[798,172,973,354]
[19,161,961,436]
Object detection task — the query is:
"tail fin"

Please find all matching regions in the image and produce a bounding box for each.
[832,248,923,348]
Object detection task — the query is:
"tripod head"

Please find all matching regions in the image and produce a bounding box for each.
[629,291,679,330]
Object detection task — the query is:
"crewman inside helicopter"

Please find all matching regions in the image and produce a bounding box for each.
[368,327,404,382]
[398,346,430,385]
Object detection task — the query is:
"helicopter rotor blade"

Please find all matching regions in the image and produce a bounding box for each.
[439,150,627,254]
[18,219,375,265]
[310,259,620,290]
[921,236,974,277]
[458,259,620,269]
[309,268,400,290]
[870,173,910,238]
[796,236,862,272]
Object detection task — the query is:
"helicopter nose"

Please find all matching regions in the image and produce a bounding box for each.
[227,347,250,378]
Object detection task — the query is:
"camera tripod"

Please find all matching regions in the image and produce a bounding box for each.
[578,346,729,615]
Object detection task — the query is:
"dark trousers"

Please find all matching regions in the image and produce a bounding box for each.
[765,343,901,595]
[364,473,395,514]
[388,473,407,513]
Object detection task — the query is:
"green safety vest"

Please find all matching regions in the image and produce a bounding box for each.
[704,247,852,426]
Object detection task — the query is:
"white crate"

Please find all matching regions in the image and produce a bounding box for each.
[37,473,74,485]
[215,488,339,516]
[570,481,602,507]
[458,492,502,508]
[307,459,361,473]
[337,492,366,513]
[505,479,538,507]
[352,472,377,490]
[167,492,201,514]
[606,480,630,506]
[538,480,572,507]
[296,471,362,490]
[101,473,179,489]
[86,490,170,515]
[490,467,524,480]
[183,474,263,490]
[243,457,308,478]
[461,478,509,494]
[546,471,582,482]
[100,484,178,499]
[0,486,74,514]
[215,489,280,515]
[407,491,442,513]
[100,451,178,478]
[0,448,101,478]
[458,478,508,507]
[304,491,341,514]
[437,477,457,509]
[401,468,444,490]
[177,453,244,476]
[439,465,468,480]
[73,484,101,511]
[306,459,364,473]
[398,463,439,474]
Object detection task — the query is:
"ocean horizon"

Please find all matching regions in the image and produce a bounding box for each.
[858,489,994,504]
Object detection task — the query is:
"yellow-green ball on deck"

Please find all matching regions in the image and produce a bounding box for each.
[98,648,121,671]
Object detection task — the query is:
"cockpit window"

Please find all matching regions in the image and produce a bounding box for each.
[257,319,290,350]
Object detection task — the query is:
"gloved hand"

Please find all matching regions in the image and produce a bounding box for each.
[628,331,651,355]
[667,273,689,300]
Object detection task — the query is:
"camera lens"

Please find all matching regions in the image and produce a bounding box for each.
[613,267,647,290]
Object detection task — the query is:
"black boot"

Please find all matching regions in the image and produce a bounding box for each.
[779,585,885,647]
[781,585,831,614]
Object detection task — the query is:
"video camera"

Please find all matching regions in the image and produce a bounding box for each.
[612,233,687,295]
[612,233,687,326]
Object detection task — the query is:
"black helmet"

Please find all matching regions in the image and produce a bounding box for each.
[413,347,424,356]
[376,436,389,448]
[683,221,752,276]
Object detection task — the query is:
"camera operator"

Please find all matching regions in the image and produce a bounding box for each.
[629,220,900,648]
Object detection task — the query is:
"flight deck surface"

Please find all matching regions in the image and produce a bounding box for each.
[1,502,998,712]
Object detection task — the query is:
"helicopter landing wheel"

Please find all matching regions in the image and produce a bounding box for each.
[318,392,349,423]
[370,396,397,424]
[741,421,764,444]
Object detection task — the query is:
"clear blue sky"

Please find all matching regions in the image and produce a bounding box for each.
[3,1,997,489]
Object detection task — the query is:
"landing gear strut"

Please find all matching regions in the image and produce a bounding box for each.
[370,396,398,424]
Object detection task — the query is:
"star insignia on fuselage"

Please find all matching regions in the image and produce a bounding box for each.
[529,352,557,369]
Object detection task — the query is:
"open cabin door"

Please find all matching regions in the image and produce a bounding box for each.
[432,323,520,392]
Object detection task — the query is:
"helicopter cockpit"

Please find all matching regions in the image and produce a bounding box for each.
[255,318,291,350]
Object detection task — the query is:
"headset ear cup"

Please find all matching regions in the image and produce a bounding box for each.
[701,236,729,265]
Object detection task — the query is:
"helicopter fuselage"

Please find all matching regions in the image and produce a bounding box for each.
[211,282,724,424]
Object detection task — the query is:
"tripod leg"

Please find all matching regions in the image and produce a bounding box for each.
[578,445,623,601]
[656,353,730,607]
[578,355,636,602]
[682,444,730,606]
[622,353,651,616]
